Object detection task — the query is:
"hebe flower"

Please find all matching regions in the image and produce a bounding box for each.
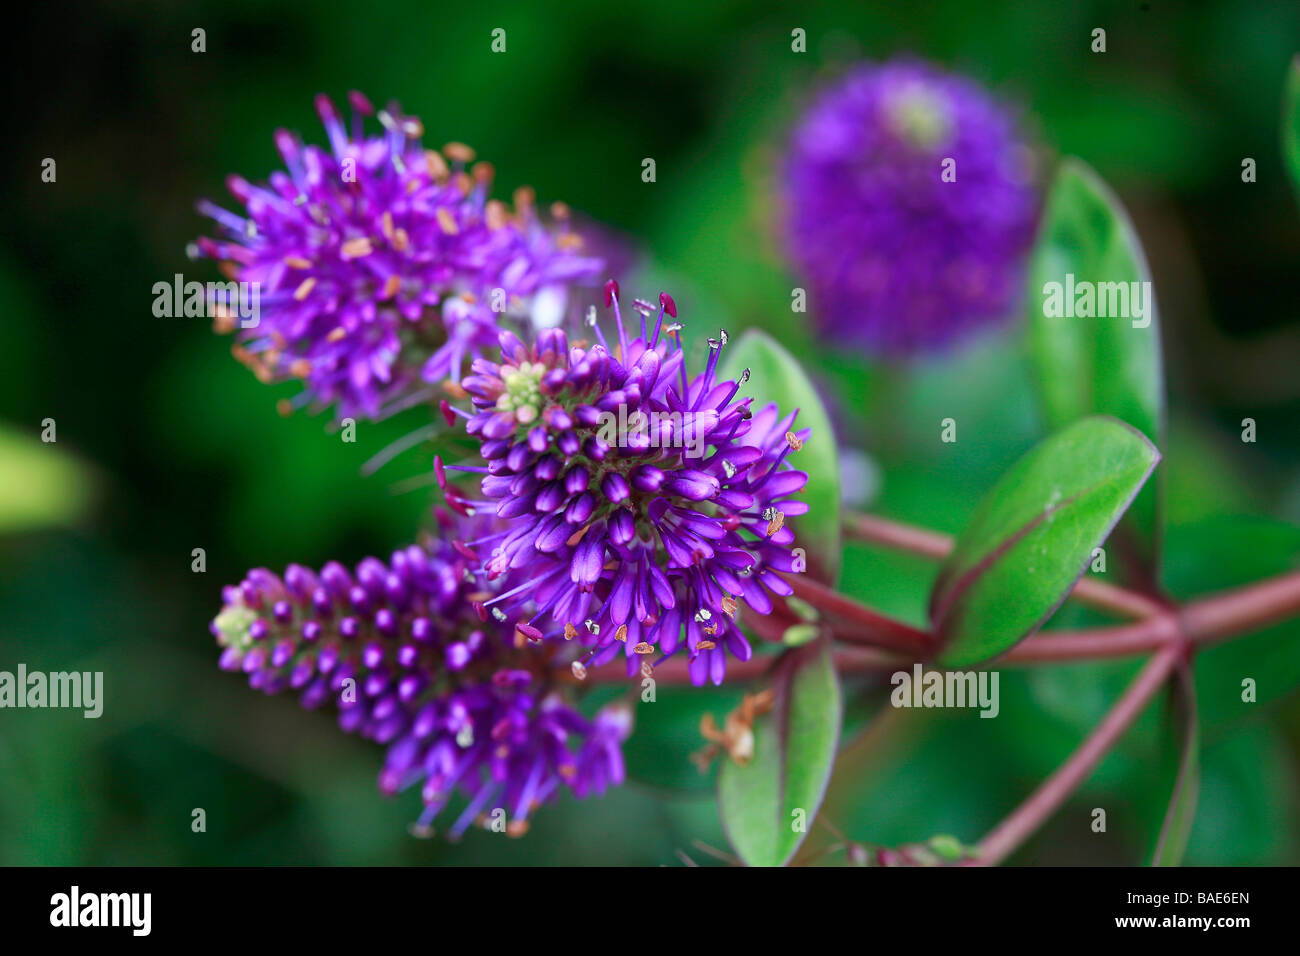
[210,510,628,838]
[438,283,811,686]
[194,91,602,420]
[781,60,1038,353]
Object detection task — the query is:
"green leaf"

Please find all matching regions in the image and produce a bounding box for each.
[1027,158,1165,578]
[930,416,1160,668]
[719,329,842,585]
[717,640,841,866]
[1284,54,1300,205]
[1150,661,1200,866]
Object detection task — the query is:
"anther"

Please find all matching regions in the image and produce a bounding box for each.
[443,142,476,163]
[436,209,460,235]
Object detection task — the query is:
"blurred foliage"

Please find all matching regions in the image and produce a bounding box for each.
[3,0,1300,864]
[0,424,95,534]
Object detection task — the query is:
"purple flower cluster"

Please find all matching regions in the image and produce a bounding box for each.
[781,60,1038,353]
[194,92,602,420]
[438,283,810,686]
[211,510,628,837]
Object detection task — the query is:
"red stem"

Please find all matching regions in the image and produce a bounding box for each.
[600,566,1300,684]
[1181,568,1300,645]
[836,513,1300,865]
[844,511,1166,619]
[586,510,1300,863]
[785,575,934,655]
[829,569,1300,663]
[974,643,1184,866]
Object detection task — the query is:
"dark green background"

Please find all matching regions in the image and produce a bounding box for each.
[3,0,1299,864]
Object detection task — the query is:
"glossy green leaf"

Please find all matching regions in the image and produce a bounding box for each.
[717,640,841,866]
[719,329,842,585]
[1284,54,1300,205]
[930,416,1160,668]
[1027,158,1165,577]
[1150,661,1200,866]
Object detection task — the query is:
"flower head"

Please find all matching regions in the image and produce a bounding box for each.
[211,510,628,837]
[194,92,602,421]
[439,284,810,686]
[781,60,1038,353]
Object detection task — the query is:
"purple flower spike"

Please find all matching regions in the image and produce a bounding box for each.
[781,60,1038,354]
[442,288,810,686]
[210,509,630,838]
[194,92,602,421]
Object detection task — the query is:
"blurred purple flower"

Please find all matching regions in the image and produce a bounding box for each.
[211,509,628,838]
[781,60,1038,353]
[438,283,810,686]
[194,91,602,421]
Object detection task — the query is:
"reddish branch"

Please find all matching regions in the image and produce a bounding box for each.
[837,509,1300,866]
[581,509,1300,867]
[973,643,1186,866]
[844,511,1167,619]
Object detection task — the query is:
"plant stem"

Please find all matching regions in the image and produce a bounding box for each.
[592,509,1300,861]
[1181,567,1300,645]
[827,567,1300,662]
[785,575,935,655]
[998,617,1179,662]
[959,567,1300,864]
[973,643,1184,866]
[844,510,1166,619]
[585,564,1300,686]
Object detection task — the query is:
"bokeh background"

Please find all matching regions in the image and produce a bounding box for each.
[4,0,1300,865]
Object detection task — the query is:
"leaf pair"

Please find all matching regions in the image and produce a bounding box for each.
[933,153,1168,666]
[1027,157,1165,582]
